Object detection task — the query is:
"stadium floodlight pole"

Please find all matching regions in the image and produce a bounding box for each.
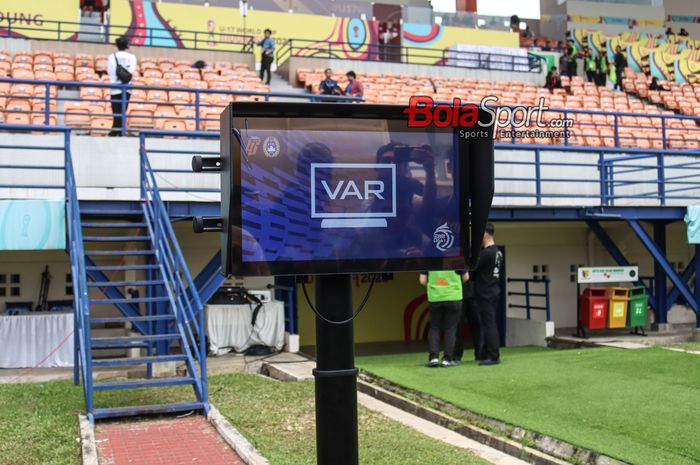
[313,274,358,465]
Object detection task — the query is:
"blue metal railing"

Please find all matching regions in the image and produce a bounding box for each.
[507,278,551,321]
[276,38,542,73]
[0,77,361,136]
[493,143,700,206]
[0,19,254,53]
[140,139,209,412]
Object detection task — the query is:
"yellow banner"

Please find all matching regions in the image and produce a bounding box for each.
[110,0,518,62]
[0,0,80,40]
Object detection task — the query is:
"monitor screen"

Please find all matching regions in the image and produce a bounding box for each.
[221,103,493,276]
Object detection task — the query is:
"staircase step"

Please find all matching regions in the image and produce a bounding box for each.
[85,250,155,256]
[81,209,142,216]
[91,314,175,324]
[93,377,195,391]
[92,402,204,420]
[86,264,160,272]
[88,279,165,287]
[91,334,180,348]
[83,236,150,242]
[90,296,168,304]
[92,354,187,367]
[82,222,147,228]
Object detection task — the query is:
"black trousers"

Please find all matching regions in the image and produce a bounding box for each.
[110,91,130,136]
[259,54,273,85]
[586,70,596,82]
[476,296,500,362]
[614,70,623,90]
[453,298,483,361]
[427,300,461,360]
[567,62,577,77]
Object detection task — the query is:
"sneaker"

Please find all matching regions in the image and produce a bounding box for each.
[478,359,500,366]
[441,359,457,368]
[427,358,439,367]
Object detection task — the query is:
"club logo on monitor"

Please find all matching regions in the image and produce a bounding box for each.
[263,136,281,158]
[310,163,397,228]
[245,136,261,155]
[433,223,454,251]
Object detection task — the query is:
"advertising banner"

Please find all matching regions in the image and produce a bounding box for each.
[0,199,66,250]
[0,0,80,40]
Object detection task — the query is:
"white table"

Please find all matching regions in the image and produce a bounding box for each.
[206,301,285,355]
[0,312,74,368]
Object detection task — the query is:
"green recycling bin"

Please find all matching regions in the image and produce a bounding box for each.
[628,286,649,327]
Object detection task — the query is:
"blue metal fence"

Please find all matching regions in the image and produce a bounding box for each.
[0,77,361,136]
[507,278,551,321]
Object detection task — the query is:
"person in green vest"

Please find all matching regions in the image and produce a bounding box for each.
[584,47,598,83]
[596,54,609,86]
[419,269,469,367]
[608,61,617,90]
[566,39,578,77]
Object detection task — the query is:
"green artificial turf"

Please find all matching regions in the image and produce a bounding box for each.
[357,346,700,465]
[670,342,700,352]
[0,373,488,465]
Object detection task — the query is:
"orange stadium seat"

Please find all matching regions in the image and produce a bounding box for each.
[64,101,91,127]
[127,104,156,129]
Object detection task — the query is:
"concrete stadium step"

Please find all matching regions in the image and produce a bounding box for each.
[92,377,196,391]
[89,296,168,305]
[92,354,187,367]
[86,264,160,272]
[91,314,176,324]
[91,334,180,348]
[87,279,165,287]
[92,402,204,420]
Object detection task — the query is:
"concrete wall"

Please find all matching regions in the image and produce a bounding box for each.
[506,318,555,347]
[664,0,700,39]
[567,1,665,36]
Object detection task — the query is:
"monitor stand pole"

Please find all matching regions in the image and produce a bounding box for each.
[314,273,358,465]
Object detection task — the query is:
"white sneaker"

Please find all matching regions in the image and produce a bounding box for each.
[441,359,456,368]
[427,358,439,367]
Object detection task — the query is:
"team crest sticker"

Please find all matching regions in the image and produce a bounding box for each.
[263,136,281,158]
[433,223,454,251]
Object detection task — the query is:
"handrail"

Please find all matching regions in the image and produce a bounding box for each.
[0,77,361,135]
[1,19,254,54]
[507,277,551,321]
[60,125,94,413]
[139,138,208,407]
[277,37,542,73]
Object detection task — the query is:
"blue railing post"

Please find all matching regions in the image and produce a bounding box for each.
[195,91,201,132]
[661,115,667,150]
[599,152,608,206]
[57,21,61,41]
[534,148,542,206]
[44,85,51,125]
[194,31,198,49]
[657,152,666,206]
[564,110,569,145]
[613,114,619,147]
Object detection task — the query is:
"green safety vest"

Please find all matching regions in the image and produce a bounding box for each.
[585,56,597,72]
[600,58,608,74]
[426,271,463,303]
[609,62,617,81]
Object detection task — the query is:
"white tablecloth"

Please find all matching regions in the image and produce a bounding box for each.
[0,312,74,368]
[206,301,285,355]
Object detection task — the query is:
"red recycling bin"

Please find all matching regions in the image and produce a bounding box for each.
[579,288,609,329]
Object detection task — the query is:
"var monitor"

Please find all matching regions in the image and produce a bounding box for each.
[220,102,494,276]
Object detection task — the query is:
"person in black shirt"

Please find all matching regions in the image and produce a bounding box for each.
[614,46,626,91]
[319,68,342,96]
[471,223,503,365]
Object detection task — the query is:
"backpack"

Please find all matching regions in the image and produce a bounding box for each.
[113,53,132,84]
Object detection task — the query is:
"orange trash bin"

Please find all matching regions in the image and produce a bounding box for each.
[605,287,629,328]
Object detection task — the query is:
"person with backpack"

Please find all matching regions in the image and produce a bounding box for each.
[107,36,137,136]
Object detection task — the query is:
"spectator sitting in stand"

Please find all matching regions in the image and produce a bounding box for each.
[319,68,342,96]
[344,71,364,98]
[544,67,562,90]
[650,77,660,91]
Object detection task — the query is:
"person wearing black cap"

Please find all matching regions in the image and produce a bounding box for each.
[471,223,503,365]
[107,36,136,136]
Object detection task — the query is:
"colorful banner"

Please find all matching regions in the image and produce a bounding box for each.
[0,200,65,250]
[568,14,664,28]
[0,0,79,40]
[110,0,518,63]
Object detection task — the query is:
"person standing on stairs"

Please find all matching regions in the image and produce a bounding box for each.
[255,28,275,86]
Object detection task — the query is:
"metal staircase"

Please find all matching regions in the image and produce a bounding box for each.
[66,141,209,422]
